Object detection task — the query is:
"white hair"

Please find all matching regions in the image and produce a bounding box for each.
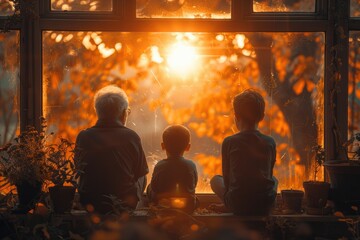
[94,85,129,120]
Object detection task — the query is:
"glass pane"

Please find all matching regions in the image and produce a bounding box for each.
[349,31,360,157]
[253,0,315,12]
[43,31,324,192]
[0,0,15,16]
[136,0,231,19]
[0,31,20,146]
[51,0,112,12]
[351,0,360,17]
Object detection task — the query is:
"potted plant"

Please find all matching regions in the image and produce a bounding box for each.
[0,121,50,214]
[324,133,360,214]
[280,189,304,214]
[303,145,330,215]
[46,138,79,213]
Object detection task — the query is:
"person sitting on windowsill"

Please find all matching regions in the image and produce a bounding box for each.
[75,85,149,214]
[146,125,199,213]
[210,89,278,216]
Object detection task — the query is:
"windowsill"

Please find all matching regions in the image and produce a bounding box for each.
[1,207,353,239]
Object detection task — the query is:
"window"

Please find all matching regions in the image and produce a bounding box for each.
[1,0,353,193]
[349,31,360,138]
[0,0,15,16]
[51,0,113,12]
[136,0,231,18]
[351,0,360,17]
[43,31,324,191]
[253,0,316,12]
[0,31,20,146]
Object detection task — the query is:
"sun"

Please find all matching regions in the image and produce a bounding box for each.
[167,43,199,78]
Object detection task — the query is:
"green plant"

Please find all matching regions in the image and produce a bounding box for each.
[344,133,360,161]
[0,119,50,188]
[0,117,80,190]
[353,133,360,160]
[46,138,78,187]
[312,145,325,181]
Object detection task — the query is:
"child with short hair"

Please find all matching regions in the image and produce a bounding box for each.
[210,89,277,215]
[146,125,198,212]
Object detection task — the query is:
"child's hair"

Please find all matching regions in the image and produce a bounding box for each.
[162,125,190,156]
[233,89,265,124]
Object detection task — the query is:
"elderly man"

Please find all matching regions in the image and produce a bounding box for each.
[75,85,148,214]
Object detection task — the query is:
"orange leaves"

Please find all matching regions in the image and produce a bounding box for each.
[274,143,304,191]
[275,57,289,82]
[70,70,82,84]
[160,105,191,125]
[265,105,291,138]
[292,56,309,76]
[292,79,305,95]
[272,34,291,82]
[276,143,300,165]
[189,89,235,144]
[243,60,260,82]
[39,32,327,194]
[189,115,233,144]
[289,55,317,95]
[292,78,315,95]
[194,154,222,177]
[188,122,207,138]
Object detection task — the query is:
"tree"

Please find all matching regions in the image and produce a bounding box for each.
[40,31,324,190]
[0,31,19,146]
[1,0,348,192]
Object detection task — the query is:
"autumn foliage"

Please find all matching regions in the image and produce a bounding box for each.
[4,0,358,192]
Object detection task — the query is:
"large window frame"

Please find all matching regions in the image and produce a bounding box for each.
[0,0,354,162]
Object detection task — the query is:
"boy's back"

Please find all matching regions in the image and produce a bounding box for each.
[149,156,198,198]
[211,89,277,215]
[146,125,198,212]
[222,130,276,214]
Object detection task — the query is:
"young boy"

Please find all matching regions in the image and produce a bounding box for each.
[146,125,198,212]
[210,89,277,215]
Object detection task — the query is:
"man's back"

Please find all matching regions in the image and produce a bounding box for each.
[75,121,148,211]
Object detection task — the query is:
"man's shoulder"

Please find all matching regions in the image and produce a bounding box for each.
[76,128,92,140]
[120,127,142,140]
[79,126,141,140]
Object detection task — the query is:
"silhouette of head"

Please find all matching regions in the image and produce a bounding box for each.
[162,125,191,157]
[94,85,129,124]
[233,89,265,125]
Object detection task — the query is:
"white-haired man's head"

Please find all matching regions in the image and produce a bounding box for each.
[94,85,130,125]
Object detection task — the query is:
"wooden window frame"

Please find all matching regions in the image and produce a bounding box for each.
[0,0,353,161]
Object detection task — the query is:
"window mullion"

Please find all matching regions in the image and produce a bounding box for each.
[324,0,350,161]
[20,0,42,130]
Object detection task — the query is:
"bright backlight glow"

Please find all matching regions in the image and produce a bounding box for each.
[167,43,199,77]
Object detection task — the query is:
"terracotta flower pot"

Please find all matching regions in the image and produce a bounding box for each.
[12,181,42,214]
[324,160,360,213]
[303,181,330,214]
[49,186,75,213]
[281,190,304,214]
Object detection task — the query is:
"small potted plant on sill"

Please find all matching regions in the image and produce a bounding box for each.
[46,138,79,214]
[280,189,304,214]
[303,145,330,215]
[324,133,360,214]
[0,120,50,214]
